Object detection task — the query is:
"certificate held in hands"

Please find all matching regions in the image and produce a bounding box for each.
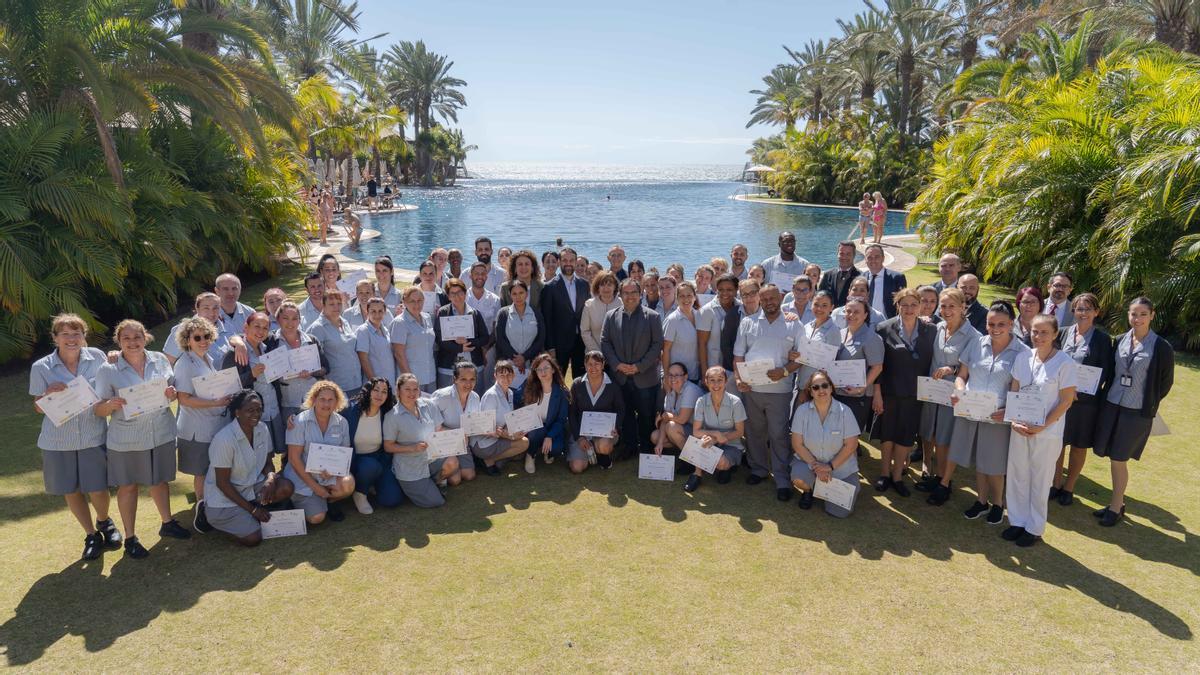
[679,435,721,474]
[736,359,775,387]
[953,390,998,422]
[119,378,170,421]
[260,509,307,539]
[794,337,838,370]
[829,360,866,388]
[39,376,100,427]
[427,429,466,460]
[461,410,496,436]
[305,443,352,477]
[504,405,543,435]
[192,367,242,400]
[1074,364,1102,396]
[1004,391,1046,426]
[916,376,955,406]
[579,411,617,438]
[813,477,857,512]
[440,315,475,340]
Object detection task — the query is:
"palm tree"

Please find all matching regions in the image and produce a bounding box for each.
[746,65,806,132]
[834,12,891,104]
[866,0,955,139]
[383,40,467,186]
[947,0,1002,70]
[785,39,835,127]
[272,0,384,84]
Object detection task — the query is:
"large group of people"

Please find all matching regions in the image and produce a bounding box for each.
[30,231,1174,561]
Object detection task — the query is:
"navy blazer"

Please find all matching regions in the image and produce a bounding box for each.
[1056,325,1115,403]
[514,381,570,449]
[818,267,861,307]
[863,268,908,318]
[541,275,590,354]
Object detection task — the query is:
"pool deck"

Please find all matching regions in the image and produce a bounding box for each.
[732,193,910,214]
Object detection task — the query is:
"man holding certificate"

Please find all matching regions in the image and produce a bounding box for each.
[1003,315,1078,547]
[567,352,625,473]
[733,284,801,501]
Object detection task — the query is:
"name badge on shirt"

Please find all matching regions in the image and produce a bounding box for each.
[831,430,841,436]
[1120,375,1133,387]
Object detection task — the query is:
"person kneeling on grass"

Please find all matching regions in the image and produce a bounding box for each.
[651,362,703,467]
[790,370,861,516]
[475,360,533,475]
[683,366,747,493]
[382,374,459,508]
[205,390,294,546]
[568,351,625,473]
[282,381,356,525]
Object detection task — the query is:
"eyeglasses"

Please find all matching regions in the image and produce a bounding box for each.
[191,334,214,342]
[810,382,832,392]
[535,366,553,374]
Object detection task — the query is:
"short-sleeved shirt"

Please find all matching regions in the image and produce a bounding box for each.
[500,304,539,355]
[95,351,177,452]
[782,298,815,324]
[383,400,443,481]
[282,408,351,496]
[431,385,481,433]
[30,347,108,451]
[663,380,704,418]
[692,392,748,448]
[466,288,502,332]
[342,304,368,330]
[734,312,796,394]
[390,310,436,386]
[931,321,980,375]
[791,399,860,466]
[298,299,323,328]
[663,309,701,381]
[219,301,255,336]
[172,351,228,443]
[835,323,885,397]
[459,264,505,295]
[795,318,842,391]
[377,285,402,312]
[1107,330,1157,409]
[1011,349,1078,437]
[760,254,810,285]
[696,300,738,371]
[204,420,270,509]
[308,314,362,393]
[960,335,1030,408]
[477,383,517,449]
[163,318,231,363]
[355,321,396,385]
[271,332,321,410]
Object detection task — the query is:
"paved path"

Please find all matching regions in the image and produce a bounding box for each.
[285,208,421,281]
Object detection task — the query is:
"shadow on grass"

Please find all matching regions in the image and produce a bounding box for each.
[0,453,1192,665]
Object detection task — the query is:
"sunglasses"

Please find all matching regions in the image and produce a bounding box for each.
[191,334,214,342]
[810,382,832,392]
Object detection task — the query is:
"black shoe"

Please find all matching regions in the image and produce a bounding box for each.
[873,475,892,492]
[746,473,765,486]
[963,501,989,520]
[124,536,149,559]
[891,478,911,497]
[908,447,923,464]
[856,444,864,457]
[1015,532,1042,547]
[684,475,701,493]
[1093,504,1124,518]
[776,488,792,502]
[1056,490,1074,507]
[1001,525,1026,541]
[986,504,1005,525]
[1048,486,1061,500]
[1099,507,1124,527]
[715,469,732,484]
[485,464,501,476]
[82,532,104,560]
[327,501,345,522]
[96,518,122,549]
[797,491,814,510]
[193,500,214,534]
[158,519,191,539]
[927,482,950,506]
[914,473,936,493]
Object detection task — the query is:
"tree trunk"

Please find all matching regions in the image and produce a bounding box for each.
[182,31,219,56]
[961,35,978,71]
[78,90,125,191]
[899,51,915,138]
[1155,15,1188,51]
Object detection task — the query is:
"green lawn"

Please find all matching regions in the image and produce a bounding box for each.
[1,263,1197,670]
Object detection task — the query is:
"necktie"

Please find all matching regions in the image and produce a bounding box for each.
[869,274,878,302]
[1047,303,1057,316]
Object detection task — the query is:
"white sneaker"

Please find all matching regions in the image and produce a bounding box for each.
[587,448,597,465]
[352,492,373,515]
[524,454,536,474]
[544,452,555,465]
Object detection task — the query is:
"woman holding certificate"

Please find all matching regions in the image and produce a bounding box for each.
[684,366,747,492]
[173,317,235,533]
[1003,314,1078,547]
[433,279,490,388]
[580,271,621,353]
[344,378,402,514]
[928,302,1029,526]
[94,320,185,558]
[790,370,861,516]
[204,390,294,546]
[1050,293,1114,506]
[475,360,532,474]
[518,354,571,474]
[651,362,704,457]
[30,314,121,560]
[1092,297,1174,527]
[383,374,458,508]
[224,312,284,456]
[793,291,841,407]
[832,299,885,443]
[872,288,936,496]
[282,380,355,524]
[661,282,701,384]
[917,288,980,492]
[308,289,362,395]
[270,302,329,426]
[355,298,396,385]
[495,280,546,379]
[415,260,450,314]
[431,363,484,485]
[567,351,625,473]
[392,286,438,394]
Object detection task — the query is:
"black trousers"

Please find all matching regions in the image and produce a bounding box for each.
[553,335,586,380]
[620,379,660,456]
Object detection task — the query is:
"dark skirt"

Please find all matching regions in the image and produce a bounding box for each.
[874,395,923,445]
[1093,401,1153,462]
[1062,399,1101,449]
[834,394,873,439]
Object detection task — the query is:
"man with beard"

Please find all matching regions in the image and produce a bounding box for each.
[953,274,988,333]
[458,236,505,294]
[730,244,750,280]
[466,262,502,393]
[1043,271,1075,328]
[542,247,590,377]
[760,232,809,288]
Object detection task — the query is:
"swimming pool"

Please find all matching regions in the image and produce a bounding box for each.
[348,164,909,272]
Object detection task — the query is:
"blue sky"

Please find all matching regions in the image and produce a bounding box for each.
[356,0,846,164]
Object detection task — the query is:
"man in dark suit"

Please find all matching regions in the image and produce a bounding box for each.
[958,274,989,332]
[601,278,664,457]
[541,247,590,378]
[931,253,961,293]
[817,240,861,307]
[862,243,907,319]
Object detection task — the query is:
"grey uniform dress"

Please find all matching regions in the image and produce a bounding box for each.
[383,400,447,508]
[948,335,1030,474]
[308,314,362,394]
[920,321,980,446]
[790,399,861,517]
[95,351,178,486]
[794,318,842,395]
[390,310,437,393]
[30,347,109,495]
[282,408,352,519]
[355,320,397,385]
[172,351,231,476]
[271,331,323,424]
[691,392,748,471]
[833,323,885,434]
[663,308,701,382]
[431,385,480,475]
[204,420,272,538]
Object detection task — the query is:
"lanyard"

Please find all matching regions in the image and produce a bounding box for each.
[1124,335,1145,373]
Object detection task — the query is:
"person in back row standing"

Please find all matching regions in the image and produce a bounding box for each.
[1043,271,1075,328]
[862,244,907,319]
[458,236,505,295]
[818,240,861,308]
[542,247,590,378]
[759,231,809,289]
[215,273,254,336]
[932,253,961,293]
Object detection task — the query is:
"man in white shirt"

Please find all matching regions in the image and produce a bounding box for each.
[458,236,505,294]
[297,273,324,329]
[932,253,961,292]
[863,244,907,319]
[759,231,809,288]
[215,273,255,335]
[1043,271,1075,328]
[466,262,502,393]
[730,243,750,280]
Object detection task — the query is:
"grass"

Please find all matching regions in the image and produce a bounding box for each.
[1,261,1198,670]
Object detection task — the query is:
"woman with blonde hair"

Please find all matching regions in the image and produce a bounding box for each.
[871,191,887,244]
[172,316,233,533]
[282,380,356,524]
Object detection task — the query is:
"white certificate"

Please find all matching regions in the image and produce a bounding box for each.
[1151,414,1171,437]
[119,378,170,421]
[679,435,721,474]
[259,348,293,383]
[440,314,475,340]
[953,390,998,422]
[287,344,321,376]
[813,477,857,511]
[769,271,798,290]
[426,429,466,460]
[1004,391,1047,426]
[421,291,440,314]
[916,376,955,406]
[260,509,308,539]
[504,405,543,435]
[794,336,838,370]
[305,442,352,477]
[336,270,369,296]
[1075,364,1102,396]
[695,293,715,308]
[736,359,775,387]
[39,376,100,427]
[192,367,242,400]
[829,360,866,388]
[461,409,496,436]
[579,411,617,438]
[638,453,675,481]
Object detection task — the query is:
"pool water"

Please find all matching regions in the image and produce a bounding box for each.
[348,164,909,273]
